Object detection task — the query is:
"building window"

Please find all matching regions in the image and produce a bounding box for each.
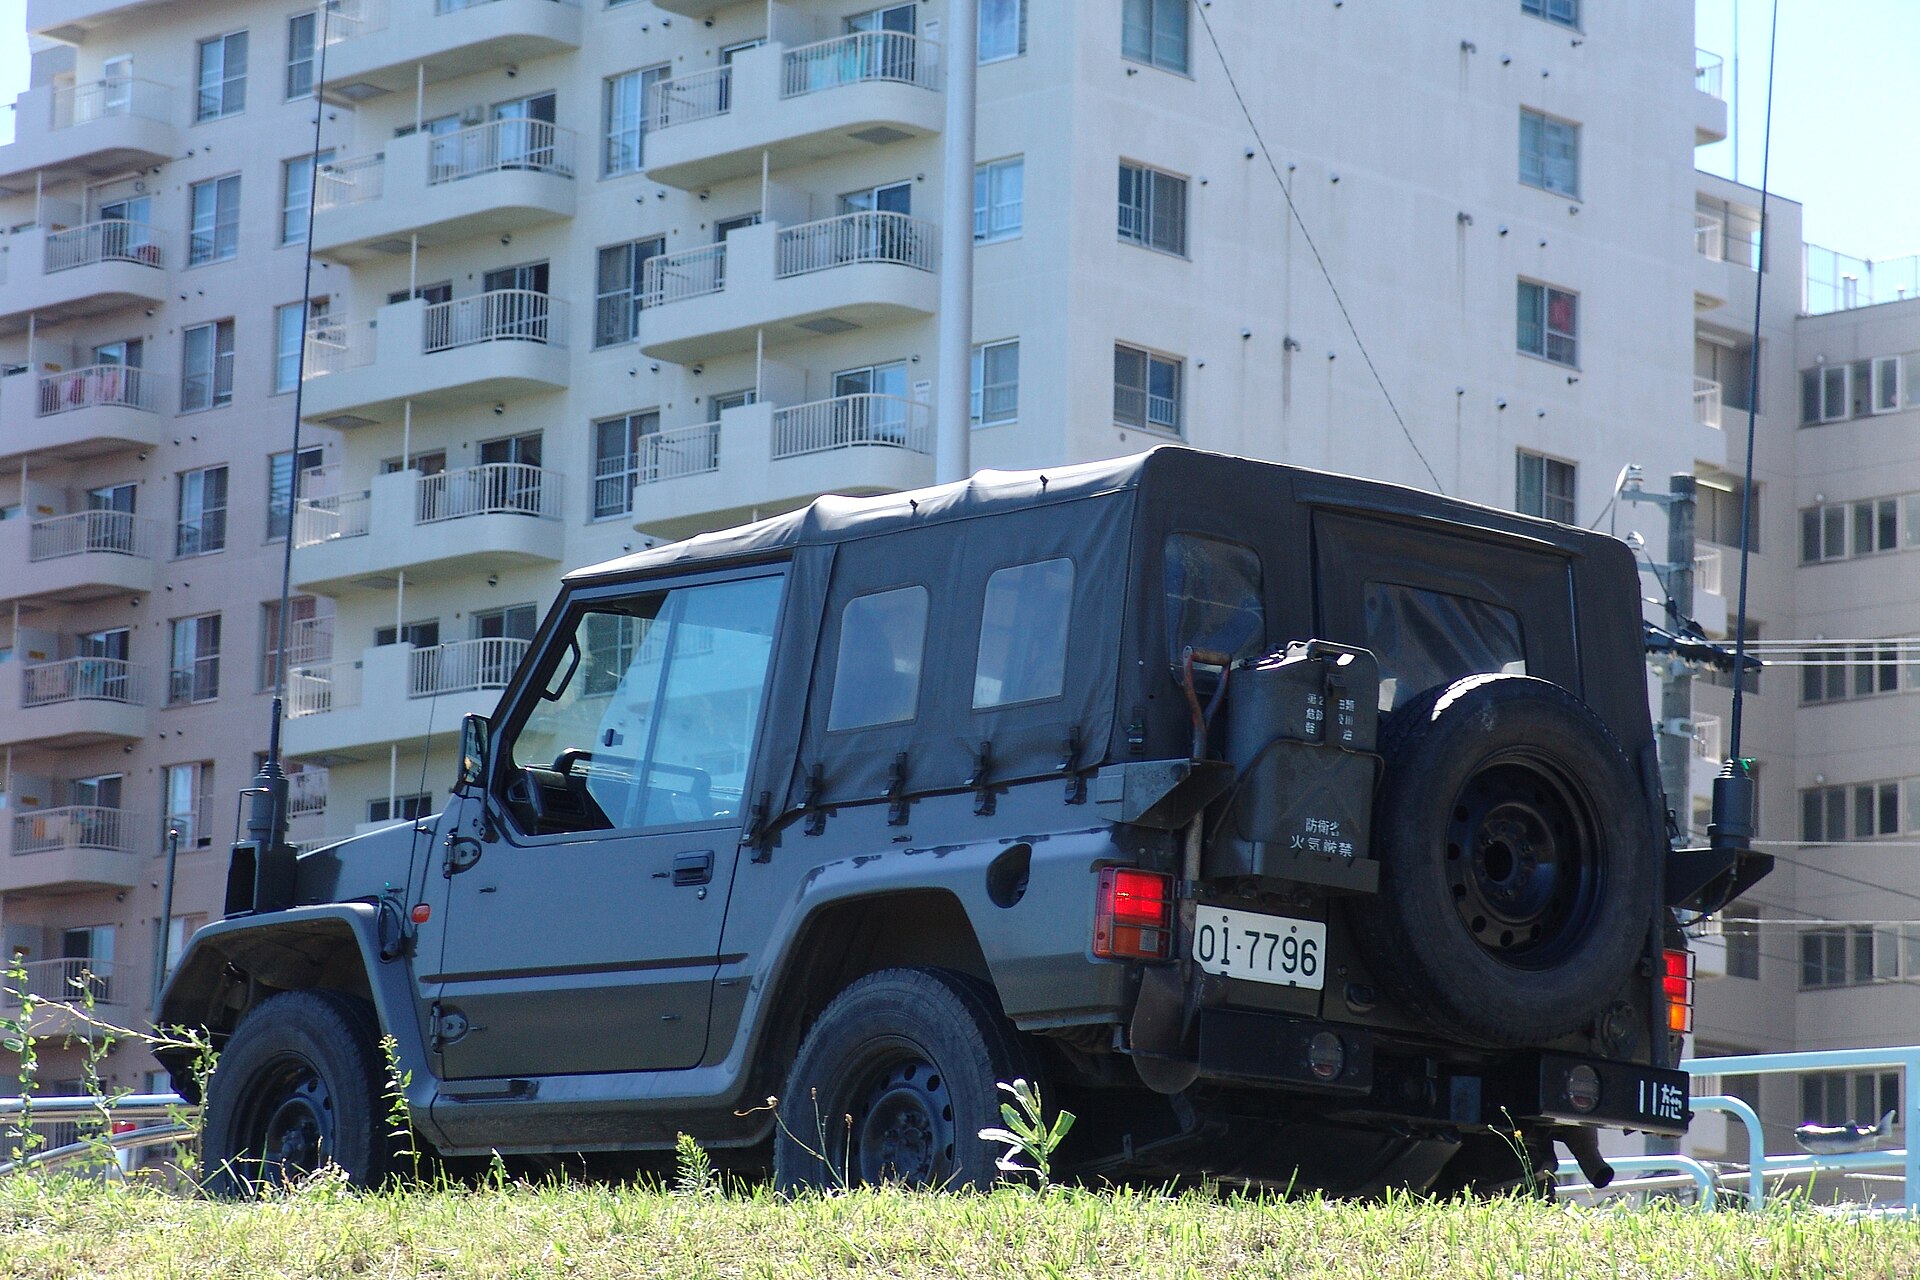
[974,157,1023,243]
[1724,906,1761,980]
[260,595,323,689]
[1801,780,1907,844]
[368,793,433,825]
[176,465,229,556]
[164,762,213,847]
[604,66,667,176]
[376,619,440,649]
[594,237,665,346]
[1800,495,1918,564]
[979,0,1027,62]
[281,150,332,245]
[971,339,1020,426]
[1122,0,1189,74]
[1800,642,1903,705]
[593,410,660,519]
[181,319,236,411]
[196,31,248,122]
[167,613,222,705]
[1521,0,1578,29]
[267,446,324,541]
[1118,162,1187,256]
[1518,108,1578,197]
[1802,1070,1898,1130]
[1114,343,1182,434]
[1698,479,1760,551]
[1516,279,1578,366]
[1800,356,1909,425]
[274,298,327,394]
[1515,450,1576,524]
[286,13,316,100]
[188,175,241,266]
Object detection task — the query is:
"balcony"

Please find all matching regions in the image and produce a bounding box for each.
[283,638,530,761]
[637,212,937,364]
[322,0,583,102]
[27,0,149,41]
[0,220,167,330]
[0,657,150,749]
[0,78,176,190]
[0,959,129,1039]
[0,509,161,607]
[1693,50,1728,145]
[313,120,577,262]
[291,462,564,593]
[1691,544,1728,637]
[626,394,934,539]
[0,807,145,895]
[0,365,169,463]
[300,291,570,426]
[643,32,942,190]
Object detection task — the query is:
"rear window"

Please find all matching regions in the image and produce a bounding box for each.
[828,586,929,730]
[974,558,1074,708]
[1364,582,1526,711]
[1164,533,1264,666]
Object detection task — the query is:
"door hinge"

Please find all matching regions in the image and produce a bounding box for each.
[442,834,483,877]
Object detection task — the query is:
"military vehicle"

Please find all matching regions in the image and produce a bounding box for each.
[156,447,1767,1194]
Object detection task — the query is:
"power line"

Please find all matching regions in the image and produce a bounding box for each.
[1191,3,1443,493]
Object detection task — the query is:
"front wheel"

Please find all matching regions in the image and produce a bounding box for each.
[200,989,394,1196]
[773,968,1034,1192]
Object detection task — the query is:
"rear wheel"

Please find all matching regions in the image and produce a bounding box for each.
[1348,674,1655,1046]
[773,968,1033,1192]
[200,989,394,1196]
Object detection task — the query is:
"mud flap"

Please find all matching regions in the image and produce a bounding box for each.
[1128,964,1200,1093]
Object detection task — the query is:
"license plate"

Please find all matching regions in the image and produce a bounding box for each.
[1192,906,1327,990]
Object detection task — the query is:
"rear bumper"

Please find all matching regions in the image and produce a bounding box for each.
[1191,1007,1690,1136]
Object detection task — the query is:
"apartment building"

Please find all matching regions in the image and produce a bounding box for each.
[0,0,1735,1104]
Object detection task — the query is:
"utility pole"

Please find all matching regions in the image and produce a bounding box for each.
[934,0,978,485]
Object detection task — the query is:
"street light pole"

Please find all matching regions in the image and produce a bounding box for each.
[934,0,978,485]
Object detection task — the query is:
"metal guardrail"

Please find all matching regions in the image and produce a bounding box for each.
[641,243,726,308]
[427,119,576,185]
[21,657,146,707]
[409,637,530,698]
[782,30,940,98]
[28,510,160,562]
[36,365,165,416]
[415,462,560,523]
[772,393,931,459]
[775,210,936,278]
[0,1095,195,1178]
[647,65,733,132]
[422,290,564,352]
[10,806,147,855]
[44,219,164,273]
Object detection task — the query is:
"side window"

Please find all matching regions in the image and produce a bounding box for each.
[1164,533,1264,667]
[974,558,1073,708]
[1364,583,1526,712]
[505,575,782,833]
[828,586,929,730]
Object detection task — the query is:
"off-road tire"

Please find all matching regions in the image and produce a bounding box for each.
[1347,673,1655,1047]
[773,967,1035,1193]
[200,989,395,1196]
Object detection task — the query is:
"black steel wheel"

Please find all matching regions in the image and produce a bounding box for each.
[774,968,1033,1193]
[1348,674,1655,1046]
[201,989,394,1196]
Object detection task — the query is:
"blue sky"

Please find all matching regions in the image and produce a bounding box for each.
[0,0,1909,258]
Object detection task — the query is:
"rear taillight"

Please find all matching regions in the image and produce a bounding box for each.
[1093,867,1173,960]
[1663,947,1695,1035]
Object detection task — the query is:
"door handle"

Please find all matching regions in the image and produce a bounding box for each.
[672,849,715,887]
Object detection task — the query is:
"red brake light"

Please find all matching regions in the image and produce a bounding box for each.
[1663,947,1695,1035]
[1094,867,1173,960]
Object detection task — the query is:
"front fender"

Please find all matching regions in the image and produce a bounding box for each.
[153,904,439,1138]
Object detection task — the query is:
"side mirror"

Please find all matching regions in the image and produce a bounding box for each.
[457,713,490,795]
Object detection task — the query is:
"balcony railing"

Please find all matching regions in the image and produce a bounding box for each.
[415,462,560,523]
[27,510,160,561]
[1694,213,1723,263]
[303,318,377,379]
[781,31,940,98]
[646,65,733,132]
[409,637,531,698]
[287,658,363,718]
[772,393,932,460]
[314,153,385,211]
[1693,376,1722,431]
[775,211,936,278]
[292,490,372,547]
[10,807,144,855]
[48,77,172,130]
[288,766,331,817]
[629,422,723,489]
[20,658,146,708]
[1691,713,1722,762]
[1,958,118,1008]
[1695,49,1725,100]
[422,290,565,352]
[1693,546,1723,596]
[35,365,165,417]
[427,119,576,184]
[640,243,726,308]
[43,220,164,273]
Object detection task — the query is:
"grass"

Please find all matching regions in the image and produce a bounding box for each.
[3,1176,1920,1279]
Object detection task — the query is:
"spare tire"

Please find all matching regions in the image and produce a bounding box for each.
[1347,673,1654,1047]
